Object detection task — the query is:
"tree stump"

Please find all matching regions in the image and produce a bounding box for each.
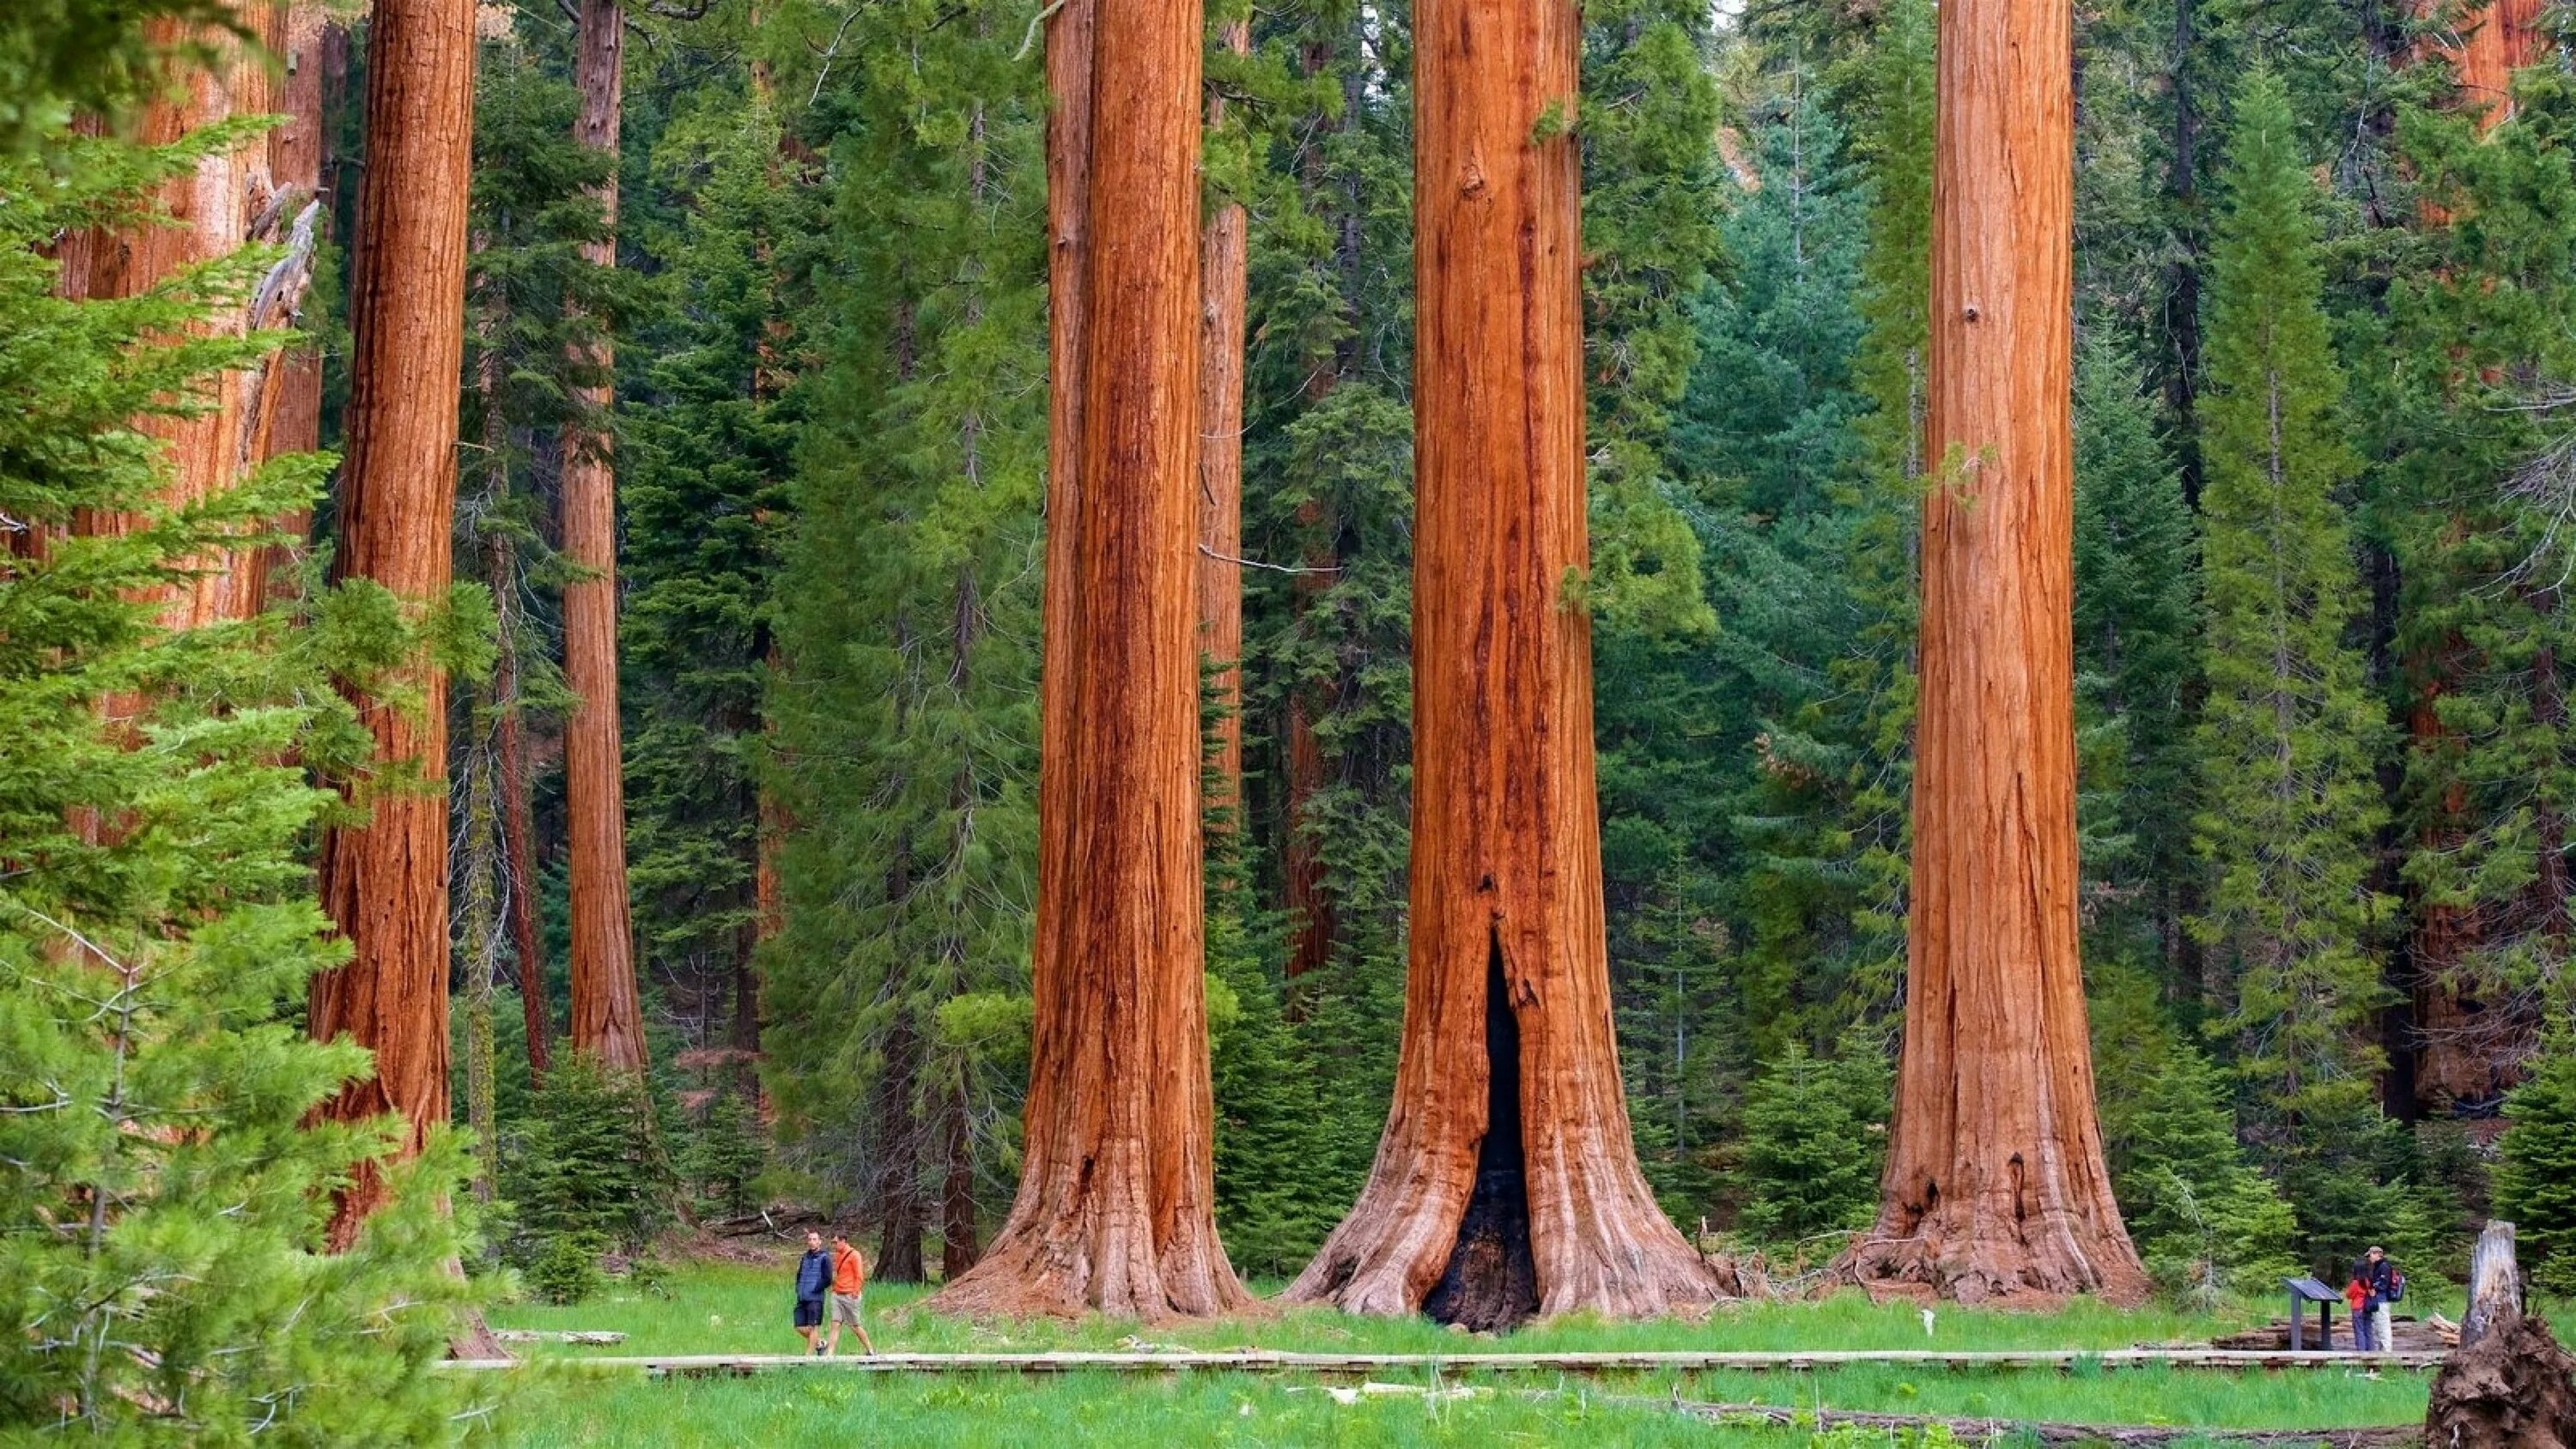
[2426,1222,2576,1449]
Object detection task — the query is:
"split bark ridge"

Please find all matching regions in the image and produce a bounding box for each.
[1284,0,1735,1329]
[927,0,1251,1321]
[308,0,478,1248]
[562,0,650,1077]
[1847,0,2148,1305]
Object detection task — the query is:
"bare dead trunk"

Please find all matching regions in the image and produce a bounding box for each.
[1848,0,2147,1307]
[1284,0,1733,1328]
[939,1066,981,1278]
[2428,1222,2576,1447]
[930,0,1251,1320]
[309,0,477,1248]
[1197,16,1251,822]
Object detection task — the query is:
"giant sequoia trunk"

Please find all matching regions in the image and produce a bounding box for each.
[929,0,1250,1320]
[308,0,477,1247]
[1848,0,2146,1306]
[2406,0,2548,1116]
[1196,15,1251,820]
[1283,0,1732,1329]
[561,0,647,1076]
[63,6,313,628]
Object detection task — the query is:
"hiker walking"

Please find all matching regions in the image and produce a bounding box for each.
[2350,1246,2402,1353]
[793,1230,832,1355]
[824,1233,876,1357]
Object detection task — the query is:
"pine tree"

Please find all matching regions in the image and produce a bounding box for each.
[2072,332,2202,983]
[2189,70,2391,1223]
[623,84,806,1065]
[0,93,477,1435]
[767,0,1048,1286]
[2495,1039,2576,1296]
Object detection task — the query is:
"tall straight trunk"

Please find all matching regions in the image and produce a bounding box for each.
[1285,0,1731,1330]
[308,0,477,1248]
[1850,0,2146,1305]
[1197,15,1251,822]
[561,0,647,1076]
[931,0,1249,1320]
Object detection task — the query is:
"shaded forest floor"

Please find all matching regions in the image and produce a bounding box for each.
[474,1260,2512,1443]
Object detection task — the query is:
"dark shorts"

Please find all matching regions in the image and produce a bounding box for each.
[794,1296,824,1329]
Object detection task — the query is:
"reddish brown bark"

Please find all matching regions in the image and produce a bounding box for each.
[1197,15,1250,822]
[2404,0,2547,1110]
[560,0,647,1077]
[308,0,477,1247]
[1283,0,1731,1329]
[1848,0,2146,1306]
[930,0,1250,1320]
[2427,0,2546,126]
[64,9,293,628]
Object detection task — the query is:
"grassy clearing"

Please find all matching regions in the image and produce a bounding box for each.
[477,1258,2472,1443]
[485,1364,2437,1447]
[485,1258,2352,1359]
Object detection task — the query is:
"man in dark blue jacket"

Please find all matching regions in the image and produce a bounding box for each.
[2352,1246,2401,1353]
[793,1231,832,1355]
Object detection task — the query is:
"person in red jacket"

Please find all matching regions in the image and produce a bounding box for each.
[824,1234,876,1356]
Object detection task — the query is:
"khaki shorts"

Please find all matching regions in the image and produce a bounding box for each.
[829,1290,865,1326]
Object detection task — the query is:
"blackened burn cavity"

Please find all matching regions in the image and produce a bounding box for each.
[1424,936,1539,1332]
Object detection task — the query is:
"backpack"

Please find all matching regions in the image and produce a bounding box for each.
[2387,1270,2404,1303]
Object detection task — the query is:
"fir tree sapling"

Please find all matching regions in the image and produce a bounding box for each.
[2497,1040,2576,1298]
[1734,1040,1890,1248]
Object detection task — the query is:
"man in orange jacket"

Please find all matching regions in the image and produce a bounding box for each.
[825,1234,876,1356]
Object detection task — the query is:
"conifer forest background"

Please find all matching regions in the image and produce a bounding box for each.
[15,0,2576,1429]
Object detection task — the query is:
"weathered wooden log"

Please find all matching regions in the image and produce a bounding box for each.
[492,1330,628,1345]
[2426,1221,2576,1449]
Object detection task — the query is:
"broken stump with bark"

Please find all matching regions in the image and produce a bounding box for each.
[2425,1221,2576,1449]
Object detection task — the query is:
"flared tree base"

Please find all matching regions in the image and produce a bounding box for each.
[927,1205,1258,1323]
[1843,1193,2148,1307]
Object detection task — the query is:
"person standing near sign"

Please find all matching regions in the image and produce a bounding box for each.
[2351,1246,2402,1353]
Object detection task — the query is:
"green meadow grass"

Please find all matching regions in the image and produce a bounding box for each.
[477,1258,2488,1444]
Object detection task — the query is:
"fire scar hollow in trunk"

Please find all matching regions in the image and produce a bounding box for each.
[1282,0,1736,1329]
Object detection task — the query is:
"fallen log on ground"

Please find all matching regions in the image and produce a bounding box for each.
[493,1330,628,1345]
